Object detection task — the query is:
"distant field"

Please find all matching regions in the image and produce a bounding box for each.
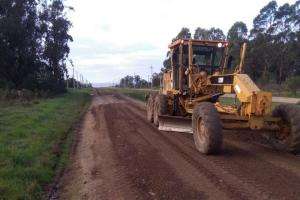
[103,88,148,102]
[0,89,92,199]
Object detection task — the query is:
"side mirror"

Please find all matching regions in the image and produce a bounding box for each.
[227,56,234,69]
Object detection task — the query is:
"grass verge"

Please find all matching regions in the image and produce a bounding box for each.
[0,89,92,199]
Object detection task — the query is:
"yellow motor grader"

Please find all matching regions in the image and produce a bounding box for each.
[147,39,300,154]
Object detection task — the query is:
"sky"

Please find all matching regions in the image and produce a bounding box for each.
[65,0,296,84]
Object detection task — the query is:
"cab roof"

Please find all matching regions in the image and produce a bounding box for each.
[168,39,228,49]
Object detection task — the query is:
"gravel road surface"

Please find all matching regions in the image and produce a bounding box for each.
[57,90,300,200]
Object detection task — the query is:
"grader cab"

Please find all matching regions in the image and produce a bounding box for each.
[147,39,300,154]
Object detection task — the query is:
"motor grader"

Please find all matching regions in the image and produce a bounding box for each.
[147,39,300,155]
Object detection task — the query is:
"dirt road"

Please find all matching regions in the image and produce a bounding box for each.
[57,91,300,200]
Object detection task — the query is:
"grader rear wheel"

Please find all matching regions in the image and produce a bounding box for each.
[192,102,223,154]
[271,104,300,154]
[153,94,168,126]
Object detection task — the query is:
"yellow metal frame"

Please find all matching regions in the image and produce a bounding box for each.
[160,39,280,131]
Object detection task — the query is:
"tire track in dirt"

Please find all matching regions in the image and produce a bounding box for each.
[120,93,300,200]
[59,96,140,200]
[58,92,300,200]
[122,103,265,199]
[103,103,214,199]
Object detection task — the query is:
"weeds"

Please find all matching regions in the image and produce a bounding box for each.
[0,89,92,199]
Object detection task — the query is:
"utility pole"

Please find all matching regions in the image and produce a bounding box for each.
[82,75,85,88]
[150,66,153,89]
[79,73,81,89]
[76,71,79,89]
[133,73,136,88]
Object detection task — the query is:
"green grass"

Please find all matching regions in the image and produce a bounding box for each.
[269,91,300,98]
[0,89,92,199]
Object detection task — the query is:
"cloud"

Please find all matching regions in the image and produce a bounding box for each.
[100,24,111,32]
[66,0,295,83]
[68,38,164,82]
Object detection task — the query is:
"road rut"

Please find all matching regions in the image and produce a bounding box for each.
[58,91,300,200]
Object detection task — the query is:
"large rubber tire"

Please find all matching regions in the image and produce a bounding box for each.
[271,104,300,154]
[192,102,223,155]
[153,94,168,126]
[146,94,155,123]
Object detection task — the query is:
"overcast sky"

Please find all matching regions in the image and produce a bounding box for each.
[66,0,295,84]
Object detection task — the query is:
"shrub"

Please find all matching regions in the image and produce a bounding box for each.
[285,76,300,95]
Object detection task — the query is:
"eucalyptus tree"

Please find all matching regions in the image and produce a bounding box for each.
[0,0,41,89]
[227,22,248,71]
[194,27,225,41]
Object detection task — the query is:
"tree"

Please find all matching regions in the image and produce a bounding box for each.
[139,79,149,88]
[227,22,248,42]
[0,0,41,89]
[194,27,210,40]
[250,1,279,81]
[207,28,226,40]
[120,75,134,88]
[291,1,300,30]
[251,0,278,37]
[247,0,300,84]
[173,27,191,41]
[285,76,300,95]
[118,75,149,88]
[42,0,73,92]
[134,75,141,87]
[0,0,73,93]
[194,27,225,40]
[162,0,300,86]
[152,73,161,88]
[245,34,275,81]
[227,22,248,70]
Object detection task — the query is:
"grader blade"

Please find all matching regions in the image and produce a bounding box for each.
[158,115,193,134]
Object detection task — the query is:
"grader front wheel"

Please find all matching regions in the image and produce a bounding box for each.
[271,104,300,154]
[192,102,223,155]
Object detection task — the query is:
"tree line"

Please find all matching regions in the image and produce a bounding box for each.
[118,1,299,92]
[0,0,73,94]
[165,0,300,87]
[116,73,161,88]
